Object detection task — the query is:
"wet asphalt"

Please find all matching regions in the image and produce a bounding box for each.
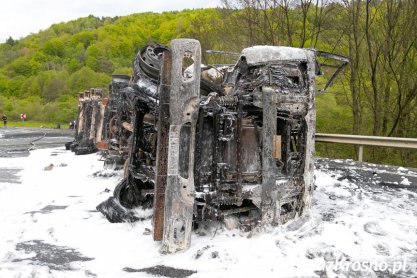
[316,157,417,191]
[0,127,75,184]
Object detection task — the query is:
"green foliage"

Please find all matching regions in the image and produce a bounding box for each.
[68,58,82,73]
[7,76,26,97]
[72,31,95,49]
[8,57,32,77]
[68,67,111,93]
[0,73,9,95]
[6,36,16,46]
[112,66,132,76]
[43,38,65,57]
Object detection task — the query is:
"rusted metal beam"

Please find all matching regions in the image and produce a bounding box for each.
[153,50,172,241]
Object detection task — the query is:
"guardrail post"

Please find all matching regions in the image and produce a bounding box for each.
[358,145,364,162]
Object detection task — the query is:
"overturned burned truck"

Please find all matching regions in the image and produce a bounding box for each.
[96,39,348,253]
[66,88,106,155]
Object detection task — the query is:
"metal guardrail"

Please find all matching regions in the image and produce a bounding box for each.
[315,133,417,162]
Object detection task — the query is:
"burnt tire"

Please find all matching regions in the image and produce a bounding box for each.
[133,44,168,82]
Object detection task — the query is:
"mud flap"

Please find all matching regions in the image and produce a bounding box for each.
[160,39,201,253]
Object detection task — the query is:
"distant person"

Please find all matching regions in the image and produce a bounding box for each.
[69,121,74,129]
[2,114,7,128]
[20,113,26,127]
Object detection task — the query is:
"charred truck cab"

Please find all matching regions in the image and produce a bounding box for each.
[96,39,348,253]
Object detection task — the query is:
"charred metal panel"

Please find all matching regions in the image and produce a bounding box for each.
[101,75,131,150]
[97,75,132,169]
[301,50,317,213]
[260,86,279,225]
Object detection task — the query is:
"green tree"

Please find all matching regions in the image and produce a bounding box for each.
[6,36,16,46]
[68,67,111,93]
[8,57,32,77]
[43,38,65,57]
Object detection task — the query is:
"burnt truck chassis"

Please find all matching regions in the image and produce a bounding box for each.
[95,39,348,253]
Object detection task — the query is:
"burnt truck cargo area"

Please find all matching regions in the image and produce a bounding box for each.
[85,39,348,253]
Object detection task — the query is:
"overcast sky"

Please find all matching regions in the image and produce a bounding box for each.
[0,0,222,43]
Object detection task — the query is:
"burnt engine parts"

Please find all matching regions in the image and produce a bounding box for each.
[95,39,348,253]
[96,74,132,169]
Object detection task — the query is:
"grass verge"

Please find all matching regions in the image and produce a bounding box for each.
[2,121,69,129]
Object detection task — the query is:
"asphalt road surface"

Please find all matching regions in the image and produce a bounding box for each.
[0,127,74,157]
[316,157,417,192]
[0,127,74,184]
